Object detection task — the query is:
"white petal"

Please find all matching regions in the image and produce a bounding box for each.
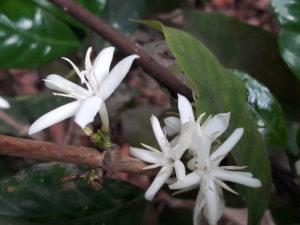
[202,112,230,141]
[163,116,181,136]
[172,131,191,159]
[44,74,90,96]
[85,47,92,71]
[93,47,115,83]
[61,57,85,83]
[190,134,211,162]
[99,102,109,129]
[130,147,164,164]
[212,169,262,188]
[29,101,81,135]
[174,160,185,181]
[210,128,244,165]
[169,171,201,189]
[203,180,225,225]
[150,115,169,153]
[0,97,10,109]
[145,165,173,201]
[178,94,195,124]
[98,54,139,99]
[74,96,103,128]
[194,189,205,225]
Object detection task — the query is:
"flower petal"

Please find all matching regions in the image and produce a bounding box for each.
[202,112,230,141]
[44,74,90,97]
[174,160,186,181]
[203,180,225,225]
[0,97,10,109]
[145,165,173,201]
[178,94,195,124]
[209,128,244,165]
[194,188,205,225]
[151,115,169,153]
[163,116,181,136]
[74,96,103,128]
[29,101,81,135]
[93,47,115,83]
[172,131,191,159]
[130,147,164,164]
[169,171,201,189]
[212,169,262,188]
[190,134,211,162]
[98,54,139,99]
[99,102,109,129]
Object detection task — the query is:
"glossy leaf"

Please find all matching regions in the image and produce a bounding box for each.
[272,0,300,80]
[0,163,146,224]
[102,0,182,35]
[138,20,271,225]
[234,70,287,147]
[183,11,300,114]
[0,0,79,68]
[32,0,106,31]
[0,93,69,136]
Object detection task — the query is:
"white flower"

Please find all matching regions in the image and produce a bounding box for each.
[130,115,191,201]
[169,127,262,225]
[29,47,139,135]
[0,96,10,109]
[164,94,230,161]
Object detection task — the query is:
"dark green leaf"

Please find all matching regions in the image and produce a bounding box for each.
[0,93,69,136]
[32,0,106,31]
[138,20,271,225]
[234,70,287,147]
[102,0,146,35]
[183,11,300,114]
[0,163,146,224]
[0,0,79,68]
[272,0,300,81]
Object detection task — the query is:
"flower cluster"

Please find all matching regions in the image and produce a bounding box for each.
[29,47,139,135]
[130,94,262,225]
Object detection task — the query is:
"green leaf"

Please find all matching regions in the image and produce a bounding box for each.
[102,0,146,35]
[0,0,79,68]
[272,0,300,80]
[32,0,106,31]
[139,20,271,225]
[234,70,287,147]
[0,163,146,224]
[183,11,300,114]
[0,93,69,136]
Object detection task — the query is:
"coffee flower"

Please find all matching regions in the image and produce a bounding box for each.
[0,96,10,109]
[164,94,230,162]
[130,115,191,200]
[29,47,139,135]
[167,95,262,225]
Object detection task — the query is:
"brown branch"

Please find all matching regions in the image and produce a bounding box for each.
[0,135,149,174]
[48,0,192,100]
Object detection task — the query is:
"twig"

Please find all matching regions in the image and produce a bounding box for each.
[48,0,193,100]
[0,135,149,174]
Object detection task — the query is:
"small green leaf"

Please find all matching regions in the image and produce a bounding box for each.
[0,163,146,224]
[139,20,271,225]
[233,70,287,147]
[272,0,300,80]
[183,11,300,114]
[0,0,79,68]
